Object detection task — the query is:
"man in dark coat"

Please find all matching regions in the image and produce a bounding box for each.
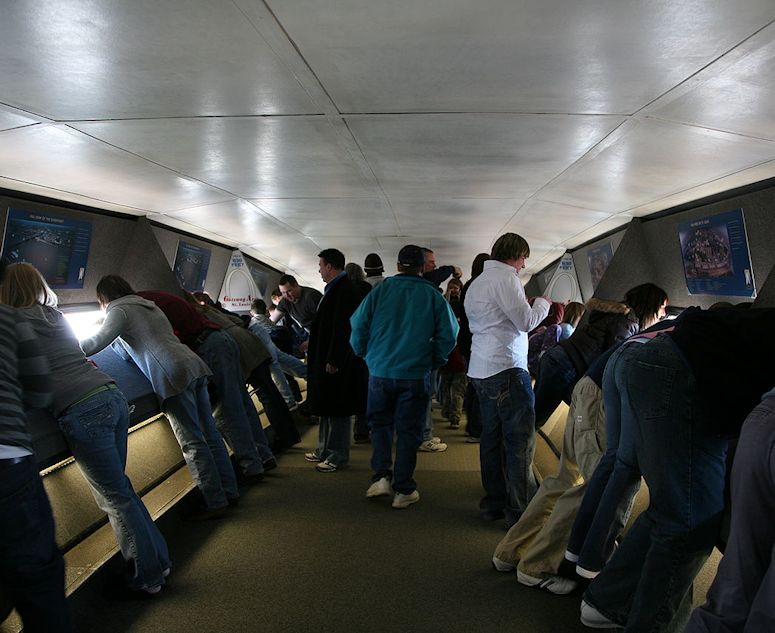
[304,248,365,472]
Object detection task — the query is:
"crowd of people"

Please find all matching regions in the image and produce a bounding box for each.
[1,230,773,633]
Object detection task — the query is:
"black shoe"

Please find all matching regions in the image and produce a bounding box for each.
[102,576,162,601]
[239,472,265,485]
[183,504,228,521]
[479,509,506,522]
[262,457,278,472]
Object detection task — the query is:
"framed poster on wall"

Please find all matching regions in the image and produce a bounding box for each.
[173,240,211,292]
[587,242,614,291]
[678,208,755,298]
[1,207,92,289]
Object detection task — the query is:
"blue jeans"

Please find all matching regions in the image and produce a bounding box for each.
[199,331,264,476]
[567,343,642,571]
[368,375,430,494]
[248,360,301,450]
[313,417,353,466]
[250,325,307,406]
[472,367,537,526]
[163,376,239,509]
[464,381,482,438]
[59,387,170,590]
[0,456,73,632]
[533,345,578,428]
[422,369,438,441]
[584,336,727,633]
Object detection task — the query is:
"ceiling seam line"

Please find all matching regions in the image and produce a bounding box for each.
[495,118,633,235]
[257,0,344,116]
[638,115,775,143]
[630,17,775,116]
[339,117,402,234]
[621,157,775,216]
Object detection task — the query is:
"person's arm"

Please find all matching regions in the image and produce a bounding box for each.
[269,300,288,323]
[15,317,53,410]
[497,277,550,333]
[424,266,454,287]
[80,307,129,356]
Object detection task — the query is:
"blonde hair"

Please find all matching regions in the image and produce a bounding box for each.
[0,262,59,308]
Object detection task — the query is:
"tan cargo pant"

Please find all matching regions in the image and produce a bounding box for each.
[493,376,605,578]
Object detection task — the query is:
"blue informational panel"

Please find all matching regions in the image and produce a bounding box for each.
[1,207,92,289]
[587,242,614,291]
[678,208,756,298]
[173,240,211,292]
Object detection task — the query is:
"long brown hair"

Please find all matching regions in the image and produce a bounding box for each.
[0,262,58,308]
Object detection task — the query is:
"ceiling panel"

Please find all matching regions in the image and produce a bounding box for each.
[269,0,775,113]
[0,125,233,212]
[73,117,375,199]
[0,177,147,216]
[0,0,319,119]
[627,161,775,218]
[562,215,633,249]
[164,200,300,245]
[347,114,626,199]
[0,107,38,132]
[539,118,775,212]
[250,198,399,236]
[647,24,775,141]
[506,200,612,244]
[389,199,520,236]
[304,236,384,268]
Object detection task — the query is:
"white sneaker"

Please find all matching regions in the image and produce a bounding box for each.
[517,570,577,595]
[419,440,448,452]
[366,477,392,498]
[580,600,620,628]
[491,556,516,572]
[392,490,420,509]
[576,564,600,579]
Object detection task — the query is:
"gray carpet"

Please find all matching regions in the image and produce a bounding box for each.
[69,419,590,633]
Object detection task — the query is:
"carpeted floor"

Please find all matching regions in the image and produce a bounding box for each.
[69,415,590,633]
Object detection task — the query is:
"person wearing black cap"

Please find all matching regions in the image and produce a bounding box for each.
[363,253,385,288]
[350,245,459,509]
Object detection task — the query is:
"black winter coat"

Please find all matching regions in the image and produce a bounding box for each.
[559,298,639,376]
[306,275,368,417]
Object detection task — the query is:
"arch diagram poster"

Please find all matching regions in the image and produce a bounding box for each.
[678,208,755,298]
[173,240,211,292]
[1,207,92,288]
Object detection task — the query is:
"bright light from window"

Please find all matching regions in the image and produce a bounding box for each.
[62,309,104,341]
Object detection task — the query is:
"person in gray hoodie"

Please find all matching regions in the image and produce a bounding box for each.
[1,263,171,595]
[81,275,238,520]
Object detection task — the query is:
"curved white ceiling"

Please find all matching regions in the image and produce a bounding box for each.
[1,0,774,287]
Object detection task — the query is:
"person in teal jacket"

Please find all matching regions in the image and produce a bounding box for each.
[350,244,458,509]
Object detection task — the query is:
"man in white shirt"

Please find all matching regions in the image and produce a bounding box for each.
[464,233,550,528]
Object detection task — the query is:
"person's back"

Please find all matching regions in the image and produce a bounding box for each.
[19,303,113,415]
[350,245,458,509]
[82,294,208,400]
[0,304,73,632]
[351,273,457,378]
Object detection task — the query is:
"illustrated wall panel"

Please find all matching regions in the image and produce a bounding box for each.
[640,185,775,308]
[0,193,136,305]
